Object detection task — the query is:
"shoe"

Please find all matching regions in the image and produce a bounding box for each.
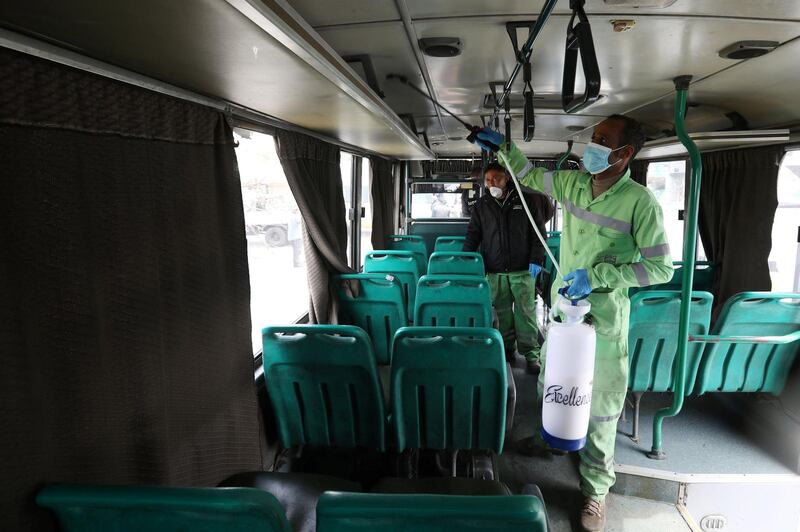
[515,436,567,457]
[580,497,606,532]
[525,359,541,374]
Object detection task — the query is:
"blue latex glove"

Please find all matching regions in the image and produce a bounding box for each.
[528,263,542,279]
[474,128,505,153]
[563,269,592,299]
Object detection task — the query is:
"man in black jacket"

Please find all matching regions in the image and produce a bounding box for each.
[464,162,554,372]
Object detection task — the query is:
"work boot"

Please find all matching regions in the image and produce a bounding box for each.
[580,497,606,532]
[515,435,567,457]
[525,358,541,374]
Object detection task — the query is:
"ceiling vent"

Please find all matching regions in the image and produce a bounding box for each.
[718,41,778,60]
[419,37,463,58]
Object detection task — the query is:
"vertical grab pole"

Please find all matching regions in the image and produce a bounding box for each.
[647,75,701,459]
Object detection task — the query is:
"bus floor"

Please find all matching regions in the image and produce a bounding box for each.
[501,360,690,532]
[502,361,800,531]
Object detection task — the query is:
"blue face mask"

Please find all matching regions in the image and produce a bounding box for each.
[581,142,628,175]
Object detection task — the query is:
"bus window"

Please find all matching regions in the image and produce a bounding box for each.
[360,157,372,267]
[410,182,468,219]
[646,160,708,261]
[234,128,308,352]
[340,152,353,264]
[770,150,800,291]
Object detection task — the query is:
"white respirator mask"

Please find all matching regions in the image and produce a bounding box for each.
[489,186,504,199]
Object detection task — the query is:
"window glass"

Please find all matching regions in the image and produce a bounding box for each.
[410,182,470,219]
[770,151,800,291]
[235,128,308,353]
[646,161,687,261]
[340,153,353,264]
[360,157,373,268]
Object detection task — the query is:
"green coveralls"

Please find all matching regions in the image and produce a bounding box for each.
[499,141,673,499]
[487,272,540,362]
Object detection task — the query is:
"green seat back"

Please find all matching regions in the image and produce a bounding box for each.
[364,251,421,322]
[387,234,428,271]
[414,275,492,327]
[335,274,407,365]
[427,252,485,277]
[37,485,291,532]
[628,291,713,393]
[391,327,507,453]
[694,292,800,395]
[434,236,467,253]
[317,492,547,532]
[631,261,715,296]
[262,325,385,450]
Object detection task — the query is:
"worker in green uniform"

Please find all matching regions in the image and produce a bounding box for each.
[473,115,673,532]
[463,162,554,372]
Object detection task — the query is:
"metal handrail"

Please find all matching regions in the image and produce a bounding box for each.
[688,331,800,345]
[648,76,701,459]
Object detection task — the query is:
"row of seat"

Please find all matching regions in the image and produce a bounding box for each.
[627,290,800,442]
[263,325,507,454]
[387,234,467,257]
[37,482,549,532]
[337,271,491,364]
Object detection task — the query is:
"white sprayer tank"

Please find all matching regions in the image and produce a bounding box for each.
[541,296,597,451]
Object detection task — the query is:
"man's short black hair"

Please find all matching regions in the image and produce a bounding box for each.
[483,161,508,176]
[607,114,646,157]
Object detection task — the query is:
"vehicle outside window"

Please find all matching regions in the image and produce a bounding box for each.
[410,182,472,219]
[770,150,800,291]
[235,128,308,353]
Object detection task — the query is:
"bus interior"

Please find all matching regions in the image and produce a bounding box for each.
[2,1,800,531]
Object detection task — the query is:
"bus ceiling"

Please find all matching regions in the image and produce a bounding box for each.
[2,1,800,159]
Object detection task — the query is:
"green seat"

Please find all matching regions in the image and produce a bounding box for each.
[317,492,547,532]
[36,484,291,532]
[427,252,485,277]
[626,291,713,442]
[414,275,492,327]
[391,327,507,453]
[387,234,428,272]
[628,291,714,393]
[364,251,421,323]
[631,261,715,296]
[335,274,407,365]
[262,325,385,451]
[434,236,467,253]
[693,292,800,395]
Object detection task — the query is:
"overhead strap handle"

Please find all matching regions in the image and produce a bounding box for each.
[506,22,537,142]
[562,0,601,113]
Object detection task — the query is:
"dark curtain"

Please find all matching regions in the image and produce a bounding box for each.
[698,145,784,316]
[0,49,262,530]
[370,157,396,251]
[630,159,649,186]
[275,131,352,323]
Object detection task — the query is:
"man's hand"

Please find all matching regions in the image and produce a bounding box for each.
[528,263,542,279]
[474,128,504,153]
[563,269,592,299]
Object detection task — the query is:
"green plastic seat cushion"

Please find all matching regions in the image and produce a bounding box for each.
[413,275,492,327]
[434,236,468,253]
[36,485,291,532]
[427,252,485,277]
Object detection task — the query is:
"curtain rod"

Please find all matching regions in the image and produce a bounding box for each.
[0,27,390,160]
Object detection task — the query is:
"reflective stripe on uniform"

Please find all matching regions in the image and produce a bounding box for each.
[590,411,623,423]
[518,160,534,177]
[640,243,670,258]
[543,171,555,198]
[579,449,614,471]
[562,199,632,234]
[632,262,650,286]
